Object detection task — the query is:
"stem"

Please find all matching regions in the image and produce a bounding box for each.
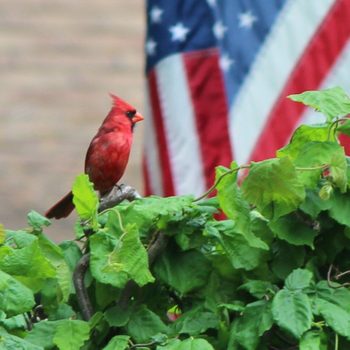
[193,165,250,202]
[295,164,329,171]
[73,253,93,321]
[327,264,350,289]
[335,269,350,280]
[335,332,339,350]
[327,117,349,141]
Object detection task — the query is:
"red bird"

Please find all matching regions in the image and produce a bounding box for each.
[45,94,144,219]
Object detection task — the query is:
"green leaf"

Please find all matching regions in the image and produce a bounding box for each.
[53,320,90,350]
[300,189,332,218]
[26,321,59,348]
[277,124,331,160]
[158,338,214,350]
[59,240,82,272]
[105,305,132,327]
[126,306,168,343]
[171,307,219,336]
[27,210,51,231]
[285,268,313,291]
[269,214,318,248]
[72,173,98,222]
[0,269,35,317]
[215,163,251,233]
[0,314,27,331]
[205,220,268,271]
[102,335,130,350]
[4,230,37,248]
[238,280,276,299]
[0,327,43,350]
[328,191,350,227]
[271,241,306,280]
[90,225,154,288]
[294,142,347,192]
[154,248,211,294]
[314,281,350,314]
[288,87,350,122]
[272,289,312,339]
[0,224,5,245]
[0,239,56,292]
[242,157,305,219]
[314,298,350,339]
[106,195,194,239]
[232,300,273,350]
[300,330,327,350]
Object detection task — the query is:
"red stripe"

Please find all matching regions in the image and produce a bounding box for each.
[250,0,350,161]
[147,71,175,196]
[183,49,233,189]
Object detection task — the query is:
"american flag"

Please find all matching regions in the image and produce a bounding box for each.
[143,0,350,197]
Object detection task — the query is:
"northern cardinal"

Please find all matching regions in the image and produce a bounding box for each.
[45,94,144,219]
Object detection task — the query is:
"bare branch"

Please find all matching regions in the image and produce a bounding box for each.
[73,253,93,321]
[98,184,141,212]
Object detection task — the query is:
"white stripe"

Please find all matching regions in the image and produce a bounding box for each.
[143,86,164,196]
[229,0,336,164]
[155,54,206,196]
[301,39,350,125]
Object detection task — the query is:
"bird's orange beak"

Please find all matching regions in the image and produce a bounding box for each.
[132,112,144,124]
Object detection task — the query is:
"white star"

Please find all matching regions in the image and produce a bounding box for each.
[145,38,157,56]
[169,23,190,42]
[207,0,216,7]
[220,54,234,71]
[150,6,163,24]
[213,21,227,40]
[238,11,257,29]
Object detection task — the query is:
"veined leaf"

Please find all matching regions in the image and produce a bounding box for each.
[154,249,211,294]
[288,87,350,122]
[269,214,318,248]
[158,338,214,350]
[72,173,99,222]
[126,305,168,343]
[277,124,331,160]
[285,268,313,291]
[27,210,51,231]
[53,320,90,350]
[102,335,130,350]
[0,269,35,317]
[233,300,273,350]
[294,141,347,192]
[215,162,251,233]
[272,289,312,339]
[314,298,350,340]
[90,225,154,288]
[300,330,327,350]
[242,157,305,220]
[0,224,5,245]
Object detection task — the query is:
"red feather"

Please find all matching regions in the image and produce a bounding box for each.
[45,95,143,219]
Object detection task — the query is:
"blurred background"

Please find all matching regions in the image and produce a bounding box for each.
[0,0,145,240]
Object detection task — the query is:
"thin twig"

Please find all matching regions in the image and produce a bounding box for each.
[193,165,250,202]
[327,264,350,289]
[73,253,93,321]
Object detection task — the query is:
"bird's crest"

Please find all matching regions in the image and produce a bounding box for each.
[109,93,135,112]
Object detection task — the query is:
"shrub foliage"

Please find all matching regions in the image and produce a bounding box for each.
[2,87,350,349]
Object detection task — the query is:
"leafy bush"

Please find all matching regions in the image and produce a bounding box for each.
[2,87,350,349]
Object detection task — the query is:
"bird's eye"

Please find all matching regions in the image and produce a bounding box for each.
[126,110,136,119]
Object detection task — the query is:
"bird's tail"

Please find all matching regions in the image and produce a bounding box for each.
[45,191,74,219]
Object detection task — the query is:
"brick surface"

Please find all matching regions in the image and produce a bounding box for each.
[0,0,145,240]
